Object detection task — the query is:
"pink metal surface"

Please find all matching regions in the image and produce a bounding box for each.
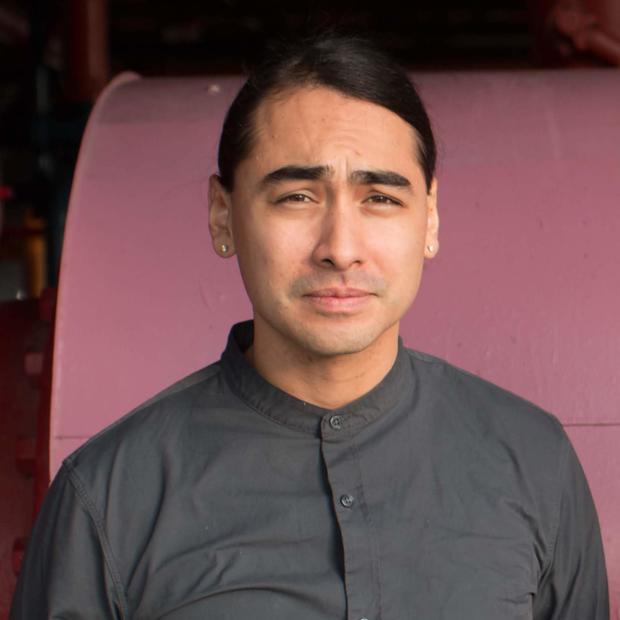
[53,71,620,612]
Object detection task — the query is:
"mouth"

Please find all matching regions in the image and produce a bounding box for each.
[303,287,374,313]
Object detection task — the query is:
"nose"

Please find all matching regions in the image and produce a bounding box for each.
[311,199,365,271]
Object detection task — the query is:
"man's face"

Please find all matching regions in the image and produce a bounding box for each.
[210,86,438,358]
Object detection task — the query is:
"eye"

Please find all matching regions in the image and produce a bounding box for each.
[365,194,402,206]
[275,193,313,204]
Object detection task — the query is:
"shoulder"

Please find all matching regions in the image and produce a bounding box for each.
[404,347,569,461]
[62,361,229,491]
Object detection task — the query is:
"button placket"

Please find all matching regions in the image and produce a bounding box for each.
[320,427,381,620]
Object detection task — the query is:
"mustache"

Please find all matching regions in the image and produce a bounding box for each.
[289,273,387,296]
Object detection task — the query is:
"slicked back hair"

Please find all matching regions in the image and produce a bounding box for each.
[217,34,437,193]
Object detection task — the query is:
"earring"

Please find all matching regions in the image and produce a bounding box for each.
[426,244,435,254]
[220,244,229,254]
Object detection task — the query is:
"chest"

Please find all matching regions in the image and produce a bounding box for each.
[122,428,543,620]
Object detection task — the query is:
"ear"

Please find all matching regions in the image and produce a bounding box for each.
[423,177,439,259]
[208,174,235,257]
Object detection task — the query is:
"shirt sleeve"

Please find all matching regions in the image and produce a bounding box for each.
[532,436,609,619]
[9,464,127,620]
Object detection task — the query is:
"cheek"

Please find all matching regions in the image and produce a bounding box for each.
[369,220,427,305]
[234,219,307,294]
[371,218,426,269]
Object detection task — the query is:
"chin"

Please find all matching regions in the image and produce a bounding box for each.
[287,321,391,358]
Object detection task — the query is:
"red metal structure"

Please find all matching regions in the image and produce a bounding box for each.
[0,291,54,618]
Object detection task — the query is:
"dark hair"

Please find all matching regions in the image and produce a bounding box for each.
[217,33,437,192]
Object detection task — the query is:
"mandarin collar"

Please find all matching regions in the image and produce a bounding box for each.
[220,321,412,436]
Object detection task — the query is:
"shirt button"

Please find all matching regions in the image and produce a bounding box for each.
[329,415,343,430]
[340,494,355,508]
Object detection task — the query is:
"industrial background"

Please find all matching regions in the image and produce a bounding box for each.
[1,0,619,617]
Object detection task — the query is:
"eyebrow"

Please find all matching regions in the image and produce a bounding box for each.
[350,169,411,188]
[260,165,412,189]
[261,165,330,185]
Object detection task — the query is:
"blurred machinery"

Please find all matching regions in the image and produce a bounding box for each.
[0,290,54,617]
[531,0,620,65]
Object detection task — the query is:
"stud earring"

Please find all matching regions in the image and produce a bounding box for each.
[426,244,435,254]
[220,244,229,254]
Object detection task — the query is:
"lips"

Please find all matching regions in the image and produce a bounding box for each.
[306,287,371,298]
[303,287,373,313]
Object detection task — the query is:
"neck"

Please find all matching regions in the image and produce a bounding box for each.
[246,319,400,410]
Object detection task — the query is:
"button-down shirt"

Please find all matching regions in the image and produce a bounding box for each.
[11,321,609,619]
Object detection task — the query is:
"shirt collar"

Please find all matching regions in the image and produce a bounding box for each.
[220,321,412,436]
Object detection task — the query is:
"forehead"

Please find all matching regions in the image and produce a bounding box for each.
[245,86,423,177]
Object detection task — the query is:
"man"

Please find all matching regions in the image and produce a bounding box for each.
[11,34,608,619]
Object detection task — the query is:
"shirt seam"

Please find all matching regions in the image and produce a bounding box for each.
[540,432,569,580]
[64,461,130,620]
[338,438,359,619]
[405,349,563,426]
[351,437,384,620]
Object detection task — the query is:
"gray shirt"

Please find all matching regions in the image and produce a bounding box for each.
[11,321,609,619]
